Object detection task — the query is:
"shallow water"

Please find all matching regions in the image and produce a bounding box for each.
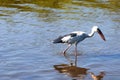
[0,0,120,80]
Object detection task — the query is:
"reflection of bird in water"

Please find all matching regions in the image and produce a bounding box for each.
[54,64,88,80]
[89,72,105,80]
[53,26,106,66]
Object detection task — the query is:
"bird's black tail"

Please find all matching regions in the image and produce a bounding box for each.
[53,36,63,43]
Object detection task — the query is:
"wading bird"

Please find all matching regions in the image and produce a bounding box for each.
[53,26,106,65]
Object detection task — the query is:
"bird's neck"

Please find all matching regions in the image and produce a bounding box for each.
[88,29,95,37]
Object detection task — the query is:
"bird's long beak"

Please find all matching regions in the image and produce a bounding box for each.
[97,28,106,41]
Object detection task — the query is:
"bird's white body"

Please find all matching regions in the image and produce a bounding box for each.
[61,31,88,44]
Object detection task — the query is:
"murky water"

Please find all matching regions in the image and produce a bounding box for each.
[0,0,120,80]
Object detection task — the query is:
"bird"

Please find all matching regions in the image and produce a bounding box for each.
[53,26,106,66]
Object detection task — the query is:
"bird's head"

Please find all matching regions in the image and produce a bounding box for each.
[93,26,106,41]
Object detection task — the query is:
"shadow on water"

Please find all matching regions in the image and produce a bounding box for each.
[89,71,105,80]
[54,64,88,80]
[53,64,106,80]
[53,51,107,80]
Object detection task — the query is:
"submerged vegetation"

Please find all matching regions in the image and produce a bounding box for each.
[0,0,119,12]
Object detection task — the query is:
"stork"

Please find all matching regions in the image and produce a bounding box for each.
[53,26,106,66]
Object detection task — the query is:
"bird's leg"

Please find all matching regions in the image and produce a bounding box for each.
[63,44,73,65]
[74,44,78,66]
[63,44,71,56]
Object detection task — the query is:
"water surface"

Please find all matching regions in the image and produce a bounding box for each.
[0,0,120,80]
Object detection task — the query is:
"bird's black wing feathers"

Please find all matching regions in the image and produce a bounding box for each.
[68,33,77,37]
[53,33,77,43]
[61,33,77,38]
[53,36,63,43]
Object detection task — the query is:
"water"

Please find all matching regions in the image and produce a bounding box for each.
[0,0,120,80]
